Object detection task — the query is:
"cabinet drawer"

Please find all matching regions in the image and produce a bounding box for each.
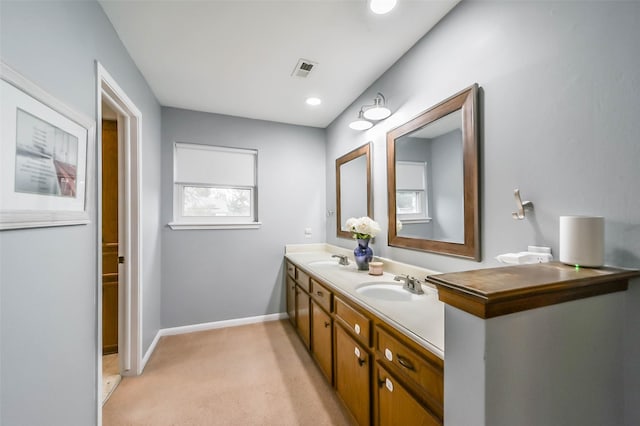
[375,326,443,418]
[286,261,296,279]
[335,297,371,347]
[310,279,332,313]
[296,269,312,293]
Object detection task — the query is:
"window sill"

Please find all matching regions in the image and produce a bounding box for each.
[168,222,262,230]
[398,217,432,224]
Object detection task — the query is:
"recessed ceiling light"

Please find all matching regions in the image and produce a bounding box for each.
[306,97,322,106]
[369,0,397,15]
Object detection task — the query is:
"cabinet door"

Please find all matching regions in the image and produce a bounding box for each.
[311,301,333,384]
[296,285,311,349]
[376,365,440,426]
[286,276,296,327]
[335,324,370,426]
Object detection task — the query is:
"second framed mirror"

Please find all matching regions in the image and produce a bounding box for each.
[336,143,372,239]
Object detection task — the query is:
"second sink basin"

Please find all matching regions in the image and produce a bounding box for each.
[355,282,426,302]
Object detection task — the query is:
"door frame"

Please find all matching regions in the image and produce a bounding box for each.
[95,62,143,421]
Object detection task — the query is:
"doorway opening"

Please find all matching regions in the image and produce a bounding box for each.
[96,62,143,420]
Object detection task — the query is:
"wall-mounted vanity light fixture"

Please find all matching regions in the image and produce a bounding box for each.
[348,92,392,130]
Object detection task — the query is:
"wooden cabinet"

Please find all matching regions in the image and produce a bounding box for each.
[311,300,333,383]
[295,285,311,349]
[375,364,440,426]
[286,275,296,327]
[284,257,445,426]
[287,261,311,348]
[335,323,371,426]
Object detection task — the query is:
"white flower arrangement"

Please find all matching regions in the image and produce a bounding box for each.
[345,216,381,240]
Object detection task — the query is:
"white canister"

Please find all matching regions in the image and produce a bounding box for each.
[559,216,604,267]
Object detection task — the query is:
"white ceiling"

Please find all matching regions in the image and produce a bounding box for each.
[99,0,460,128]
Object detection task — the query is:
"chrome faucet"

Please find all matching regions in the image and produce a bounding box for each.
[331,254,349,266]
[394,274,424,294]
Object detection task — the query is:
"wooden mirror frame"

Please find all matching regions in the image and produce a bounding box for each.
[336,142,372,239]
[387,84,480,260]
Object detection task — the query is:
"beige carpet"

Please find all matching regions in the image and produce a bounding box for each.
[103,320,355,425]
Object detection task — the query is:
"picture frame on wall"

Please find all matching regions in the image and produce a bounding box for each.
[0,61,95,230]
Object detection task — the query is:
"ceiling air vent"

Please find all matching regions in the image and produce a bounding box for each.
[291,58,317,78]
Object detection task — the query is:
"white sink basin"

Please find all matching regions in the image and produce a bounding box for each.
[355,282,426,302]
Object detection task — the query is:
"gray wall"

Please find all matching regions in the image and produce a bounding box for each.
[0,1,162,425]
[161,107,326,327]
[325,1,640,424]
[430,129,463,242]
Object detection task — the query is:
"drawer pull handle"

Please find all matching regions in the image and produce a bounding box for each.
[316,290,323,296]
[324,321,331,328]
[397,355,415,371]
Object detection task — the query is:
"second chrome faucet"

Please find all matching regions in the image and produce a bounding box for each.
[393,274,424,294]
[331,254,349,266]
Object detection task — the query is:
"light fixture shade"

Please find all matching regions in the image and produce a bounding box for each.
[349,118,373,131]
[369,0,397,15]
[349,110,373,130]
[363,93,391,120]
[363,106,391,120]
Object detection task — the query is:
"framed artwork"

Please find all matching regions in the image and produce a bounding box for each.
[1,62,95,230]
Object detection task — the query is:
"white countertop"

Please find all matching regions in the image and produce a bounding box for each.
[285,244,445,359]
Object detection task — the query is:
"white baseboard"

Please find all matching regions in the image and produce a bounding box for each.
[140,312,287,370]
[161,312,287,336]
[140,330,162,373]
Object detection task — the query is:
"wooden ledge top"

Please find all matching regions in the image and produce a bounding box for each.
[427,262,640,319]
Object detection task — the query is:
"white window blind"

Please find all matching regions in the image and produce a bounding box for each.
[396,161,426,190]
[174,143,256,187]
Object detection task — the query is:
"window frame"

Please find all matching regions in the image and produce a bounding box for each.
[169,143,261,230]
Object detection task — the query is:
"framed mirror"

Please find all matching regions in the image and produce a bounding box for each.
[336,142,372,239]
[387,84,479,260]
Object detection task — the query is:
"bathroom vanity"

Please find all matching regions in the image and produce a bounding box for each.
[285,244,639,426]
[285,244,445,425]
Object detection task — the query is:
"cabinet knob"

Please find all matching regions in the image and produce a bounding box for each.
[378,377,394,392]
[357,357,366,367]
[324,321,331,328]
[316,290,323,297]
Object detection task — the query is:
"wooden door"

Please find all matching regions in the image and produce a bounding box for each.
[335,324,370,426]
[376,365,440,426]
[311,301,332,384]
[102,120,119,355]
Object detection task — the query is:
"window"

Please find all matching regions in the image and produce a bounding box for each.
[396,161,429,222]
[170,143,259,229]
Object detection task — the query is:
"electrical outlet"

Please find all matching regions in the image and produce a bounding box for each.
[304,227,312,239]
